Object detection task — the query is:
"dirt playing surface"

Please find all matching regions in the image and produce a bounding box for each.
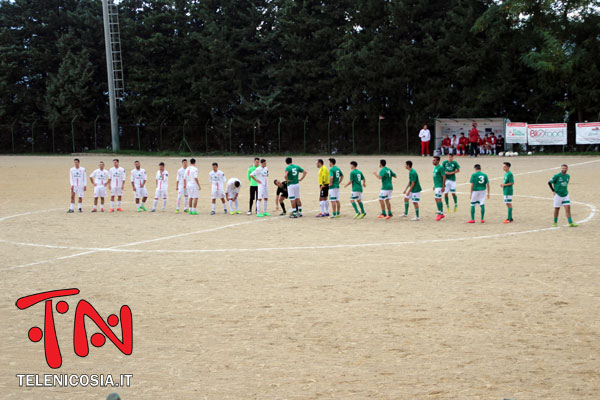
[1,154,599,399]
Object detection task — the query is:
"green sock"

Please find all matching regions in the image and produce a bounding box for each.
[568,217,573,224]
[471,205,475,220]
[404,202,409,215]
[444,196,449,207]
[381,209,386,216]
[452,194,458,205]
[298,207,302,214]
[415,208,419,218]
[480,205,485,220]
[388,211,392,216]
[554,217,558,223]
[359,202,365,213]
[437,201,443,214]
[352,202,359,213]
[508,207,512,220]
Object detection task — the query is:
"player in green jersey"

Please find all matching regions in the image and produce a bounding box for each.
[402,161,422,221]
[548,164,577,227]
[500,162,514,223]
[468,164,490,223]
[442,153,460,213]
[432,156,446,221]
[284,157,307,218]
[372,159,397,219]
[344,161,366,219]
[328,158,344,218]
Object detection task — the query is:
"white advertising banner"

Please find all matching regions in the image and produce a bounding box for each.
[575,122,600,144]
[527,123,567,145]
[505,122,527,144]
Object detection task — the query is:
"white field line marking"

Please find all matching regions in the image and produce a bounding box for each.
[2,159,599,269]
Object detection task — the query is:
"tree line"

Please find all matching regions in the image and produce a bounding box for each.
[1,0,598,153]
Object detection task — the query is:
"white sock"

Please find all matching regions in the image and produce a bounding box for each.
[110,201,114,208]
[211,203,216,212]
[229,200,233,210]
[235,199,239,211]
[93,204,97,210]
[223,202,227,211]
[153,199,158,209]
[117,200,121,207]
[70,203,74,210]
[263,199,268,213]
[78,203,82,210]
[176,194,182,209]
[100,204,104,210]
[184,196,188,210]
[141,202,145,207]
[325,201,329,213]
[256,199,262,213]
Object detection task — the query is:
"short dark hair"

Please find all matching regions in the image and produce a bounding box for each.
[474,164,481,170]
[380,159,386,166]
[74,158,80,162]
[234,181,240,187]
[329,158,336,165]
[350,161,358,167]
[113,158,119,162]
[561,164,568,168]
[260,158,266,163]
[452,134,456,137]
[317,159,323,165]
[406,160,413,168]
[433,156,440,161]
[159,162,165,166]
[212,162,218,167]
[182,158,187,162]
[285,157,292,164]
[254,157,260,161]
[273,179,279,185]
[134,160,139,164]
[190,158,196,164]
[503,162,511,167]
[460,132,465,135]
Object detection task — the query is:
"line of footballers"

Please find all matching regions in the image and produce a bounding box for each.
[67,155,578,226]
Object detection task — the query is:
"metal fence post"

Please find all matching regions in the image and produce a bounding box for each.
[11,121,16,153]
[71,116,78,153]
[94,115,100,149]
[31,120,36,153]
[278,117,282,153]
[303,117,308,153]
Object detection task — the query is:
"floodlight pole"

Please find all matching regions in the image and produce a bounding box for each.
[102,0,120,151]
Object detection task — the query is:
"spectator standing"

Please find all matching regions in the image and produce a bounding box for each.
[419,125,431,157]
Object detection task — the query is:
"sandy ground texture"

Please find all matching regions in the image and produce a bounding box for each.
[0,154,599,400]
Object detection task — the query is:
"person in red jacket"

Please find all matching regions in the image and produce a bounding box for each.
[458,133,469,156]
[469,122,479,157]
[489,133,498,155]
[441,135,451,155]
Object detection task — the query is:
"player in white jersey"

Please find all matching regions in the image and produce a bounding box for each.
[186,158,200,215]
[152,162,169,212]
[130,161,148,212]
[226,178,242,214]
[108,158,126,212]
[250,158,270,217]
[90,161,110,212]
[175,159,189,213]
[209,162,227,215]
[68,158,86,213]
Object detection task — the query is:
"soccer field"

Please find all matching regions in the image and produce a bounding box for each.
[1,154,599,399]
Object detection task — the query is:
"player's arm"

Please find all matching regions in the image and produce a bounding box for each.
[548,180,555,193]
[372,171,382,180]
[344,180,351,188]
[329,174,333,186]
[70,171,74,191]
[299,170,307,182]
[249,171,260,185]
[275,193,280,209]
[195,177,200,189]
[486,183,490,199]
[362,177,366,188]
[442,174,446,188]
[284,170,289,183]
[90,175,95,186]
[405,181,415,194]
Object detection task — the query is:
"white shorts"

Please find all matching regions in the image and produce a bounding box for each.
[379,190,393,200]
[553,194,570,208]
[434,187,443,199]
[110,186,123,196]
[155,188,168,199]
[471,190,486,205]
[178,186,188,197]
[350,191,363,201]
[257,185,268,199]
[94,186,107,198]
[187,185,199,199]
[444,180,457,194]
[288,183,300,200]
[329,188,340,201]
[211,187,225,199]
[405,192,421,202]
[135,187,148,199]
[226,190,239,199]
[504,195,513,204]
[72,186,85,198]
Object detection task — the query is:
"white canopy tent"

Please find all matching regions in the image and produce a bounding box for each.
[434,118,508,150]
